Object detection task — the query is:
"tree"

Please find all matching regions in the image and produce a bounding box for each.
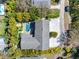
[72,47,79,59]
[6,0,16,13]
[23,12,30,22]
[8,17,17,36]
[8,46,16,56]
[69,0,79,46]
[16,12,23,22]
[4,0,20,58]
[70,0,79,22]
[29,6,40,20]
[7,17,19,56]
[13,49,22,58]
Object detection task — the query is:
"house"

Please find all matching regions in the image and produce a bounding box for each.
[20,19,49,50]
[0,38,6,51]
[16,0,31,11]
[0,0,5,4]
[31,0,51,8]
[17,56,47,59]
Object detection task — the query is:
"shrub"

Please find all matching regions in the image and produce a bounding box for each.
[21,47,61,56]
[51,0,60,5]
[50,32,58,38]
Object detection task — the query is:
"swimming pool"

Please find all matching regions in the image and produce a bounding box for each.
[0,4,4,15]
[26,23,30,32]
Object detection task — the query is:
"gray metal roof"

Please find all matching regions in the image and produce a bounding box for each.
[31,0,51,8]
[35,19,49,50]
[21,33,40,49]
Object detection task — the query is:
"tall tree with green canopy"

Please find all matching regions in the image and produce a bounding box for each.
[29,6,40,21]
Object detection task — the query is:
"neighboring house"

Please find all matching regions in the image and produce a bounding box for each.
[31,0,51,8]
[0,38,6,51]
[0,0,5,4]
[17,56,47,59]
[20,19,49,50]
[16,0,31,11]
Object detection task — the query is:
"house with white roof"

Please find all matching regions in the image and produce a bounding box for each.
[31,0,51,8]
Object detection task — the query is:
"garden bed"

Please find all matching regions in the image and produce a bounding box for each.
[50,32,58,38]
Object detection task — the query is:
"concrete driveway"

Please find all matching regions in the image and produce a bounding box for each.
[49,0,65,48]
[49,17,61,48]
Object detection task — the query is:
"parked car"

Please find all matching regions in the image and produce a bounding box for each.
[65,6,70,12]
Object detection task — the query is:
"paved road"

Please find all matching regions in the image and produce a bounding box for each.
[50,0,65,33]
[60,0,65,33]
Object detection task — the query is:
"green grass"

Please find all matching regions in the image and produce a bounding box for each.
[0,20,6,36]
[21,47,61,57]
[47,9,60,19]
